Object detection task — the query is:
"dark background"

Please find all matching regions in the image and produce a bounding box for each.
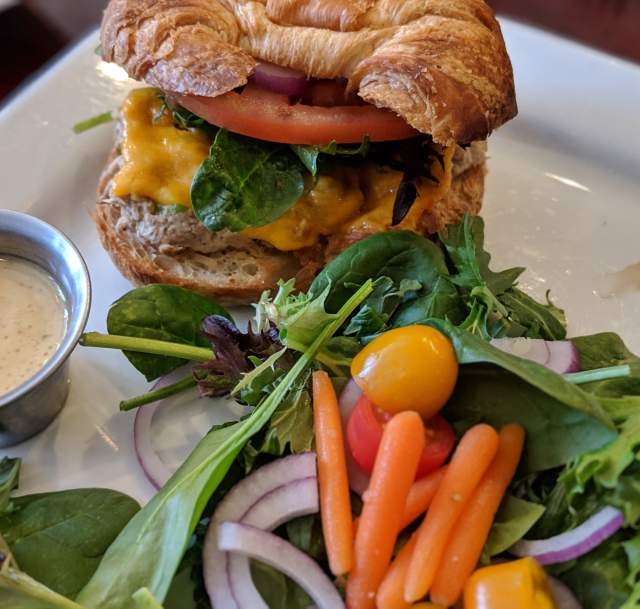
[2,0,639,103]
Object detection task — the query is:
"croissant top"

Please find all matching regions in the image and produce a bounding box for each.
[100,0,517,144]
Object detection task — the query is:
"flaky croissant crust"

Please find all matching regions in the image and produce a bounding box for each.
[101,0,517,144]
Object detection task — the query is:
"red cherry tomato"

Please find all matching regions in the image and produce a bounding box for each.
[346,394,455,479]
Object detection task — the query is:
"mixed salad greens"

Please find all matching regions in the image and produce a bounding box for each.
[1,214,639,609]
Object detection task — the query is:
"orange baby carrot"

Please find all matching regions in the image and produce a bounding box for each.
[430,424,525,606]
[376,533,418,609]
[312,370,354,576]
[400,466,447,530]
[404,424,500,603]
[353,466,446,538]
[346,411,426,609]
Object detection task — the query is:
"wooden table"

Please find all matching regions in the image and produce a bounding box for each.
[1,0,639,102]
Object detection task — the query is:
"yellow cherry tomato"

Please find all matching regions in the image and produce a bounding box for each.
[351,325,458,419]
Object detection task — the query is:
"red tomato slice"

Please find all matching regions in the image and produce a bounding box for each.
[173,82,418,145]
[346,394,455,479]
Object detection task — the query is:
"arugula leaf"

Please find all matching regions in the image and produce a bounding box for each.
[429,320,616,470]
[344,277,422,338]
[290,136,370,176]
[310,230,462,324]
[191,130,305,232]
[438,215,567,340]
[440,214,524,295]
[0,489,140,599]
[107,285,231,381]
[485,495,546,557]
[0,458,20,515]
[77,282,373,609]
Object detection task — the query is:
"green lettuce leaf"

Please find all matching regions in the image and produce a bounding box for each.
[485,495,546,556]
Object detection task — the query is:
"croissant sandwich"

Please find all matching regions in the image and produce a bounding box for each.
[96,0,517,304]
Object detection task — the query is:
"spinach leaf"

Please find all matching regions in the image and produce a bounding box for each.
[285,516,326,563]
[428,320,616,470]
[310,230,462,324]
[77,282,373,609]
[290,136,370,176]
[107,285,230,381]
[485,495,545,557]
[0,489,140,599]
[191,130,304,232]
[0,457,20,515]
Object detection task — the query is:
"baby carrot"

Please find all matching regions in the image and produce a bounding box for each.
[400,466,447,530]
[346,411,426,609]
[404,424,500,603]
[353,467,446,538]
[430,424,525,606]
[376,533,417,609]
[312,371,354,576]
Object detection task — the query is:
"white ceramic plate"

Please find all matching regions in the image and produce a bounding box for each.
[1,20,639,504]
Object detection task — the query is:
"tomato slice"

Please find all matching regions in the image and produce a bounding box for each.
[174,82,418,145]
[346,394,455,479]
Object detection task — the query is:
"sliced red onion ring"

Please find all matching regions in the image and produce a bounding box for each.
[490,337,580,374]
[203,453,317,609]
[549,577,583,609]
[227,476,319,609]
[218,522,344,609]
[510,506,624,565]
[252,62,308,96]
[338,380,370,496]
[133,366,194,489]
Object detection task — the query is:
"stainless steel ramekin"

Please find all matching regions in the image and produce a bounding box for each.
[0,210,91,447]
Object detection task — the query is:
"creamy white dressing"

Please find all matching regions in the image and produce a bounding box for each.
[0,256,68,396]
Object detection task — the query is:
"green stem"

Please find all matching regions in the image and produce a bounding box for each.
[120,376,197,412]
[563,364,631,385]
[80,332,213,362]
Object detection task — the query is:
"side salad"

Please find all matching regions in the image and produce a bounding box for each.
[2,214,639,609]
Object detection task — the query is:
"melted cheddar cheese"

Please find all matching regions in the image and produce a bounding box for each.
[112,88,211,207]
[112,88,454,251]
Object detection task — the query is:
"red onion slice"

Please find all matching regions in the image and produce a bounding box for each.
[227,476,319,609]
[338,380,370,496]
[252,62,308,96]
[218,522,345,609]
[549,577,583,609]
[546,340,581,374]
[203,453,318,609]
[133,365,194,489]
[491,338,580,374]
[510,506,624,565]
